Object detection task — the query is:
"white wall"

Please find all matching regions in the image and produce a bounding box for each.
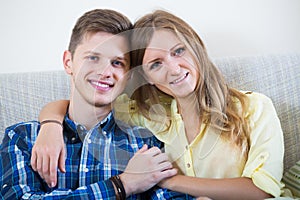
[1,0,299,73]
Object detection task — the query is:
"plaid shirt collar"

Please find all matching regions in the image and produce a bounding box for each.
[63,111,114,144]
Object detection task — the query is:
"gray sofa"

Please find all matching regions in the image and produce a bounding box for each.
[0,53,299,197]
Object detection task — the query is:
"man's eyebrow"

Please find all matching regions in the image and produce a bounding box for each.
[83,51,129,63]
[115,55,129,62]
[83,51,102,55]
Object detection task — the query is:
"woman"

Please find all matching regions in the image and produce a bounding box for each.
[31,10,286,199]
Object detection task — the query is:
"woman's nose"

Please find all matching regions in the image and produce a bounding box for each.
[165,58,181,75]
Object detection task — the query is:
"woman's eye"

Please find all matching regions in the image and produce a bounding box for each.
[173,47,185,56]
[149,61,162,70]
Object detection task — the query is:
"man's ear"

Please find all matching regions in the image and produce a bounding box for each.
[63,50,73,75]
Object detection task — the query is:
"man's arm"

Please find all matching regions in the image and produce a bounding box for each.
[0,123,115,199]
[147,187,195,200]
[1,123,178,199]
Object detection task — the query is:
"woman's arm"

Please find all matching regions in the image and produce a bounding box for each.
[159,175,272,200]
[31,100,69,188]
[38,100,69,122]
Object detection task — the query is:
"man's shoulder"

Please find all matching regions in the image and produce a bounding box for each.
[3,121,40,146]
[5,121,39,133]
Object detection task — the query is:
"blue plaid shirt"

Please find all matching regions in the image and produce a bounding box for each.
[0,112,194,199]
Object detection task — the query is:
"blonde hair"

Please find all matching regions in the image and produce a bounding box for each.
[130,10,250,153]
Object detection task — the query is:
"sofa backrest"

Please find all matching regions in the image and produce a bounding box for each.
[0,70,70,137]
[0,53,299,171]
[214,53,300,171]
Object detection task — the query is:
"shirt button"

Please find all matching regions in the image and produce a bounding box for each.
[2,184,7,189]
[103,131,107,135]
[78,125,85,131]
[187,163,191,168]
[185,145,189,150]
[87,138,92,144]
[83,168,89,172]
[71,137,76,142]
[260,155,265,160]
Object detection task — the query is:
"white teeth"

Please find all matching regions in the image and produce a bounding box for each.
[91,81,110,88]
[171,73,188,84]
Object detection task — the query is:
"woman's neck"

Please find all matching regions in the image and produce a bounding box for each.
[176,94,202,143]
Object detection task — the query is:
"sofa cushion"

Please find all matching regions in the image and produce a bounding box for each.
[282,160,300,198]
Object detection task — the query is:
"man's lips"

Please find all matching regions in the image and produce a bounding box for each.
[89,80,113,90]
[169,72,189,84]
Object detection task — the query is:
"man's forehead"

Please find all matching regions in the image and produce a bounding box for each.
[78,32,130,55]
[84,31,128,44]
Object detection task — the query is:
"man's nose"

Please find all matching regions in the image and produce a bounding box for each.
[97,59,113,77]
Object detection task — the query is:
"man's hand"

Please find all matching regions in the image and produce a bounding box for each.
[31,123,66,188]
[119,144,177,196]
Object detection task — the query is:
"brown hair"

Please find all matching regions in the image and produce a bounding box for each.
[130,10,250,153]
[68,9,133,56]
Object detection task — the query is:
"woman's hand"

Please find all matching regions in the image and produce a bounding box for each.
[31,122,65,188]
[120,144,177,196]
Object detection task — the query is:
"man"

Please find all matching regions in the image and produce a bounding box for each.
[0,9,182,199]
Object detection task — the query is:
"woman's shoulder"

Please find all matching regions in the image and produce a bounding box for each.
[243,91,272,101]
[242,91,274,109]
[113,94,138,124]
[114,94,172,134]
[240,91,278,121]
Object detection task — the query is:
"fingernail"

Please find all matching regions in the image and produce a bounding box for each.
[51,182,55,187]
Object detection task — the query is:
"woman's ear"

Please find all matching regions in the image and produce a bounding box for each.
[63,50,73,75]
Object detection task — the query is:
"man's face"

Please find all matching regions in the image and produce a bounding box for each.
[65,32,130,108]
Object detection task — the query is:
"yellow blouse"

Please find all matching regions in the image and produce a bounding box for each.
[114,92,285,197]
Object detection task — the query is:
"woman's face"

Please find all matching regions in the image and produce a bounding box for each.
[142,30,199,99]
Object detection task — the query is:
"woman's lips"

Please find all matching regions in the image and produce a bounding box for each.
[169,72,189,84]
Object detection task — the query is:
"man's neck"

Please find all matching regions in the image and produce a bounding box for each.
[68,100,112,130]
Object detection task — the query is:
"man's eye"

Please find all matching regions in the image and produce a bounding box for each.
[173,47,185,56]
[88,56,99,61]
[111,60,125,67]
